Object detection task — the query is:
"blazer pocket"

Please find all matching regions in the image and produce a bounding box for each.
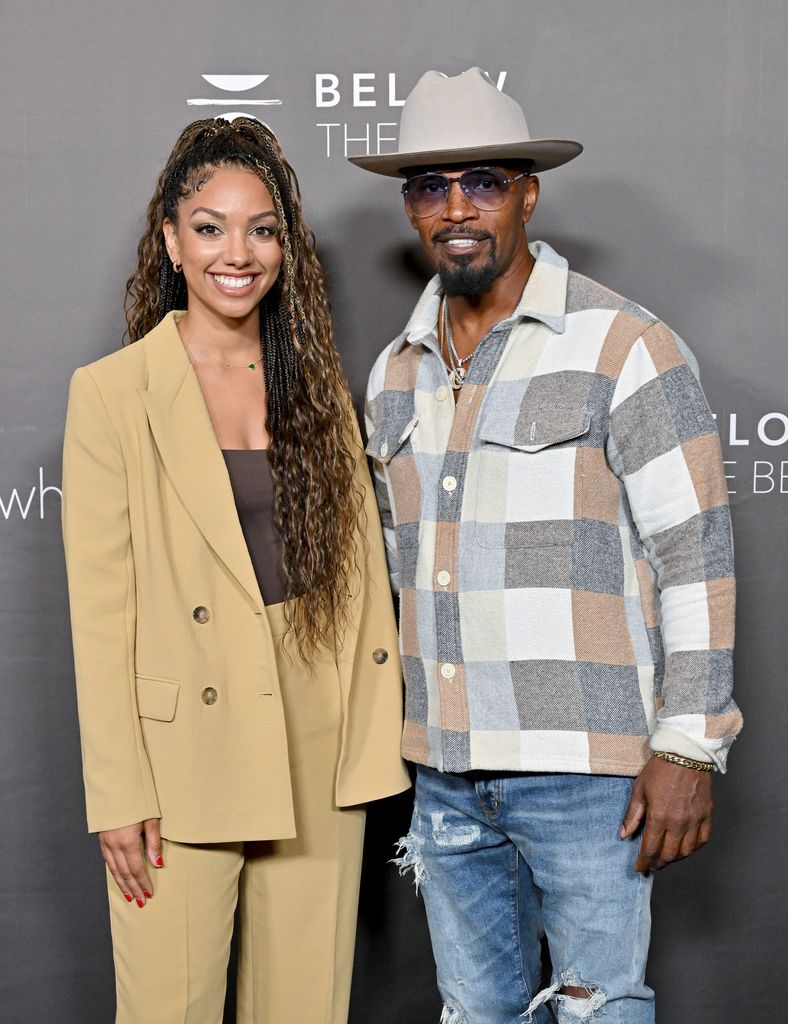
[476,406,591,548]
[136,675,180,722]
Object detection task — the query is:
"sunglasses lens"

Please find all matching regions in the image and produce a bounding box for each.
[403,168,515,216]
[461,169,509,210]
[405,174,448,216]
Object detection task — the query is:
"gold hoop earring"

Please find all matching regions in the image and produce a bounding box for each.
[173,260,182,273]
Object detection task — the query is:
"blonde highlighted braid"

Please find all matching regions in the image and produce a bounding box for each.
[125,117,364,656]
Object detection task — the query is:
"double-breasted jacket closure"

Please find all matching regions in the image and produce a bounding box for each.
[62,312,409,842]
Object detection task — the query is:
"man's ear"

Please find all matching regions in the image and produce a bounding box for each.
[522,175,540,226]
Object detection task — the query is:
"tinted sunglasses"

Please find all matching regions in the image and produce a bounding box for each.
[401,166,529,218]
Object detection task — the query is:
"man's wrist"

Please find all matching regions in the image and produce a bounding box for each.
[653,750,714,773]
[650,723,723,770]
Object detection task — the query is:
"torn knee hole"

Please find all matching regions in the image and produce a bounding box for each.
[523,973,606,1021]
[555,983,606,1021]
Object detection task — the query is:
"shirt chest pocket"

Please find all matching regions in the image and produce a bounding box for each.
[365,413,420,466]
[366,412,422,546]
[475,406,591,548]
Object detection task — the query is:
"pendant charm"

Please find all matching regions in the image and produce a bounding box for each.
[449,366,467,390]
[248,363,255,370]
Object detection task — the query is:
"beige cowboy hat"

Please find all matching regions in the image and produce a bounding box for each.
[349,67,582,177]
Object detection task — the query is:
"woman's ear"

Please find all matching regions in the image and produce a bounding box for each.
[162,218,180,267]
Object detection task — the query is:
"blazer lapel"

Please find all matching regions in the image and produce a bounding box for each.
[137,312,264,611]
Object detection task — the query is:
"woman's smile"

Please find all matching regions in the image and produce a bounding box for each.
[209,271,260,297]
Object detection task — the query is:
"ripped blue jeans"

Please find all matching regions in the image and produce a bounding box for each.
[397,766,654,1024]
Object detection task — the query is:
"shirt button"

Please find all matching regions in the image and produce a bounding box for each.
[201,686,218,705]
[442,475,457,492]
[440,663,456,679]
[437,570,451,587]
[192,606,210,624]
[380,440,389,458]
[372,648,389,665]
[436,385,448,402]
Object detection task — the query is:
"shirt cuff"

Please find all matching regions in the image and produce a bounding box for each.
[650,725,723,771]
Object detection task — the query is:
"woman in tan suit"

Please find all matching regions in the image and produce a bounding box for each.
[62,118,409,1024]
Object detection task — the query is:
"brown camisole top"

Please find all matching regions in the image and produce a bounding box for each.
[222,449,287,606]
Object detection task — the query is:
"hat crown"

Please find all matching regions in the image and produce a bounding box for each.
[347,66,582,177]
[398,67,532,159]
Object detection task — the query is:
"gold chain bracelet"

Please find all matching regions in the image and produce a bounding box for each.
[654,750,714,772]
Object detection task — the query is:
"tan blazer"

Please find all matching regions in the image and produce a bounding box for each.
[62,312,410,842]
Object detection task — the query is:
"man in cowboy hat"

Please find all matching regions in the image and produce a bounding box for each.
[354,68,740,1023]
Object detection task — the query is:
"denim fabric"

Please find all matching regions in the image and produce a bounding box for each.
[401,766,654,1023]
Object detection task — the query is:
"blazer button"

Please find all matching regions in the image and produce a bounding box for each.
[201,686,218,705]
[372,648,389,665]
[193,606,211,624]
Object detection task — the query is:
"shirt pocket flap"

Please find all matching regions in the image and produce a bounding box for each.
[480,406,591,453]
[365,414,420,464]
[136,675,180,722]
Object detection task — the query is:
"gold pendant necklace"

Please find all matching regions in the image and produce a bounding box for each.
[187,343,263,371]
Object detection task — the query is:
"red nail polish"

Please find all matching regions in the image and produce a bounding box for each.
[156,856,164,867]
[143,891,152,898]
[124,893,133,903]
[136,898,144,907]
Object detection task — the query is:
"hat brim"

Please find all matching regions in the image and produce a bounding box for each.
[348,139,583,177]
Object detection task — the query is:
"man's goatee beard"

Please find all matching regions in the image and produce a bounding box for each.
[438,259,498,297]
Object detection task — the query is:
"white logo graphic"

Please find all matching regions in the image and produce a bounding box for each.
[716,412,788,495]
[314,70,508,158]
[0,468,61,521]
[188,74,282,121]
[183,69,509,156]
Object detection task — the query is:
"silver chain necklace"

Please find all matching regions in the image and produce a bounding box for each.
[442,299,479,390]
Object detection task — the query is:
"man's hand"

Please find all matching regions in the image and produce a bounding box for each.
[620,755,713,874]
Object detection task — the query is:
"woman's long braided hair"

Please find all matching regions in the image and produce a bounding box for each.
[125,117,363,656]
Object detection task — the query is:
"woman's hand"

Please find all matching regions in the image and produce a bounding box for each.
[99,818,163,907]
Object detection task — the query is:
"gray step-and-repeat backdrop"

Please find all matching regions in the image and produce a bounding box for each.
[0,2,784,1021]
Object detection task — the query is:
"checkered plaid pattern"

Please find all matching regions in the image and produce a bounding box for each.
[365,241,740,776]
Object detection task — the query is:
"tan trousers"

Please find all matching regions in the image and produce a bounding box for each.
[107,603,366,1024]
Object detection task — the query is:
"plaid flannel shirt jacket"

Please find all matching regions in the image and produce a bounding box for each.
[365,241,742,777]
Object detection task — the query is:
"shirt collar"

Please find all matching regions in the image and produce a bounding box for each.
[392,239,569,354]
